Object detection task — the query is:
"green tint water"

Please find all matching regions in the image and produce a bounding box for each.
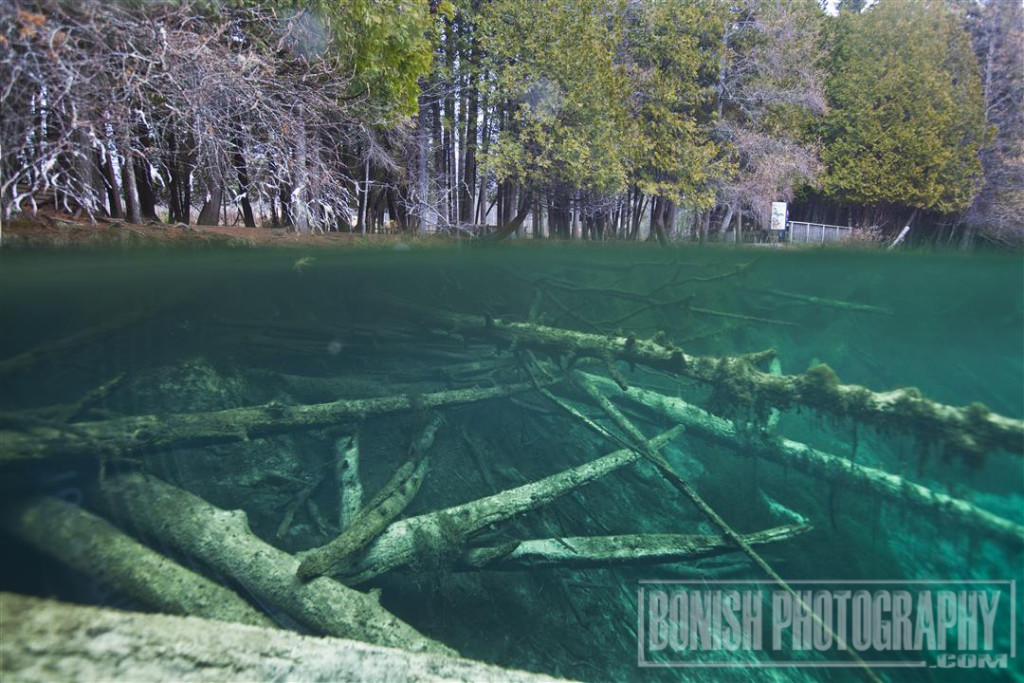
[0,244,1021,681]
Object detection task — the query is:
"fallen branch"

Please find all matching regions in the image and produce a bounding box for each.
[570,372,880,682]
[298,416,442,581]
[1,496,274,628]
[460,524,811,571]
[0,381,540,463]
[381,297,1022,456]
[0,593,553,683]
[337,427,685,585]
[747,288,892,315]
[582,372,1024,547]
[276,471,327,541]
[97,473,455,655]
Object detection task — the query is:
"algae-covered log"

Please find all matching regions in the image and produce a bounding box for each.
[0,381,538,463]
[0,593,558,683]
[96,473,455,656]
[581,373,1024,547]
[460,524,811,571]
[1,496,274,628]
[298,415,442,581]
[384,297,1022,456]
[338,427,685,585]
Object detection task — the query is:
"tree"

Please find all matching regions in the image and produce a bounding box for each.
[818,0,990,228]
[962,0,1024,245]
[480,0,633,235]
[622,0,723,243]
[710,0,826,236]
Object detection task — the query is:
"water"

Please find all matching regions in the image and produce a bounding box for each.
[0,244,1021,681]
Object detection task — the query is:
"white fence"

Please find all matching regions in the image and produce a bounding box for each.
[788,221,855,244]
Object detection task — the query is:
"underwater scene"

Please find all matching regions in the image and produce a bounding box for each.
[0,244,1021,682]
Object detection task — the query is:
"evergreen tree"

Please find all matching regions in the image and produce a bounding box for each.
[818,0,990,219]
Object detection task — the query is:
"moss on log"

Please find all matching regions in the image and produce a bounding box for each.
[582,373,1024,547]
[386,298,1022,456]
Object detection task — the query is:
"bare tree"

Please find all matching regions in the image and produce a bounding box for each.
[1,0,369,229]
[713,0,825,235]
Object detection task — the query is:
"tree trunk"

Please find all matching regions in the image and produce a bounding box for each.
[120,148,142,224]
[460,40,479,226]
[2,497,273,627]
[72,130,101,215]
[135,127,158,221]
[416,93,430,234]
[101,147,123,219]
[233,139,256,228]
[719,203,735,241]
[134,159,157,222]
[291,132,311,233]
[97,474,454,654]
[487,190,533,242]
[196,174,222,226]
[1,594,553,681]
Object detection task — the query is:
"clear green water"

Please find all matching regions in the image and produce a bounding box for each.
[0,245,1021,681]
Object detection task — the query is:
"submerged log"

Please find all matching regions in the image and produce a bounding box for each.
[747,287,893,315]
[0,593,557,683]
[298,416,442,581]
[0,381,540,463]
[336,433,362,531]
[384,298,1023,456]
[96,473,455,656]
[582,372,1024,547]
[1,496,274,628]
[569,372,880,682]
[338,427,685,585]
[460,524,811,571]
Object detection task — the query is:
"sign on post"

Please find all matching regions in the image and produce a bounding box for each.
[770,202,787,231]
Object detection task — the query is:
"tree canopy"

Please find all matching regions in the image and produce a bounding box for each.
[818,0,990,215]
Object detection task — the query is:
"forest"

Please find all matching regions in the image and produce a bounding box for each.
[0,0,1020,246]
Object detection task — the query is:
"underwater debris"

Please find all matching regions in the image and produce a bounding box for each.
[382,296,1023,457]
[0,381,542,462]
[292,255,316,273]
[335,434,362,531]
[297,415,441,581]
[0,594,550,682]
[337,427,684,585]
[97,472,454,655]
[581,373,1024,546]
[567,371,883,680]
[2,496,274,628]
[460,524,811,571]
[748,287,894,315]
